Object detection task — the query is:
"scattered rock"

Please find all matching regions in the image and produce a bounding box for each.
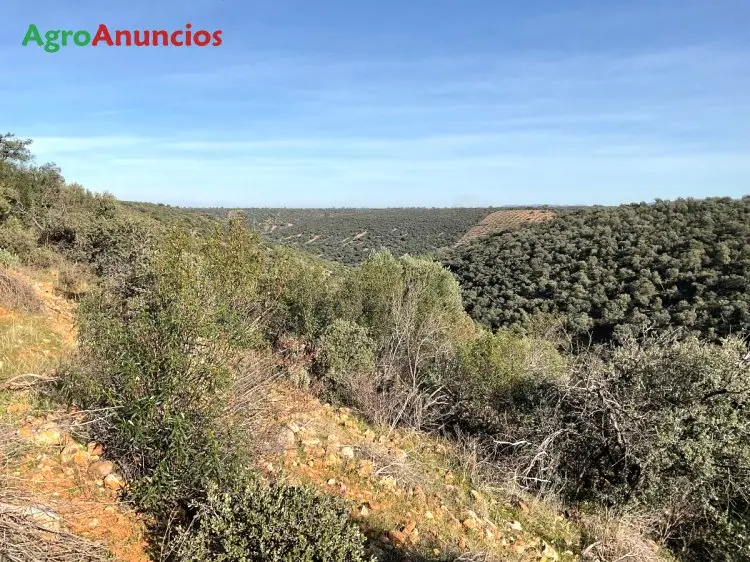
[340,446,355,459]
[379,476,397,490]
[470,489,483,502]
[392,448,407,460]
[60,442,81,464]
[73,450,90,465]
[327,478,337,486]
[16,427,33,440]
[465,509,480,521]
[22,505,62,533]
[104,473,126,490]
[357,460,374,476]
[301,437,321,447]
[32,425,63,446]
[87,441,104,456]
[286,422,301,434]
[541,541,559,561]
[507,520,523,532]
[88,460,114,479]
[387,530,407,545]
[305,446,326,458]
[462,518,478,530]
[278,428,297,450]
[7,402,31,415]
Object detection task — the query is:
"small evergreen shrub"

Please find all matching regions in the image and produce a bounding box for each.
[176,475,373,562]
[0,217,36,261]
[58,222,271,519]
[0,248,20,268]
[316,319,375,385]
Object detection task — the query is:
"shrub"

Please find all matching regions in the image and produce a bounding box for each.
[58,222,271,518]
[323,252,475,429]
[340,252,474,382]
[176,474,373,562]
[457,329,567,403]
[488,333,750,560]
[316,319,375,386]
[265,246,339,340]
[0,248,20,268]
[560,334,750,560]
[0,217,36,261]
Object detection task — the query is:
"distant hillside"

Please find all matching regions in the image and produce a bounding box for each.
[444,197,750,342]
[192,207,497,265]
[456,209,555,245]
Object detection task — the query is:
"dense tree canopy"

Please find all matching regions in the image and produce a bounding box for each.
[443,198,750,342]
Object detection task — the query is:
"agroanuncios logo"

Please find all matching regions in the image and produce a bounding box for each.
[21,23,223,53]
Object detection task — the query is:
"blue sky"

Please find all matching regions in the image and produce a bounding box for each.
[2,1,749,207]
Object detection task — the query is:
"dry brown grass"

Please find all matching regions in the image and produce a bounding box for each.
[54,263,92,301]
[579,509,669,562]
[0,316,66,384]
[457,209,555,245]
[0,269,42,314]
[0,510,110,562]
[0,412,109,562]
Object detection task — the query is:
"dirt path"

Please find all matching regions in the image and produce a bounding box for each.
[1,267,150,562]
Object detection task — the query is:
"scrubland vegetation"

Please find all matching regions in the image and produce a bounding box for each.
[444,198,750,342]
[191,207,497,265]
[1,133,748,561]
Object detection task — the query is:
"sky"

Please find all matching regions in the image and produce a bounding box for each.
[1,1,749,207]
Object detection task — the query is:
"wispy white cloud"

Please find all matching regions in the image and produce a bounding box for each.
[8,32,750,206]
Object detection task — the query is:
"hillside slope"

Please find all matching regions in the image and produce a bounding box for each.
[444,197,750,341]
[0,267,149,561]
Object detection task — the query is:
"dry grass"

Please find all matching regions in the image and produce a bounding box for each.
[578,509,669,562]
[0,409,109,562]
[0,510,110,562]
[221,350,283,459]
[0,269,42,314]
[54,263,92,301]
[457,209,555,245]
[0,316,66,385]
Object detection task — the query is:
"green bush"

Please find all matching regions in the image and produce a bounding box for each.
[264,245,339,340]
[444,197,750,343]
[457,329,566,400]
[339,252,474,383]
[560,334,750,560]
[58,222,270,517]
[0,216,37,261]
[490,333,750,561]
[176,474,373,562]
[315,319,375,387]
[0,248,20,268]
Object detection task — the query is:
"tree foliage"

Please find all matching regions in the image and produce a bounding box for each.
[444,198,750,342]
